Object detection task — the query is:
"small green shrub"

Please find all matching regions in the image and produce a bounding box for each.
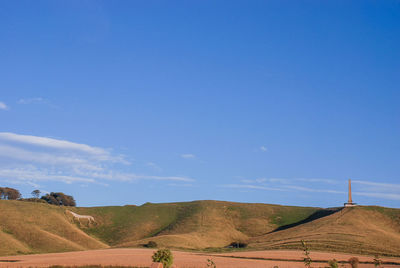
[348,257,359,268]
[206,258,216,268]
[328,259,338,268]
[152,248,173,268]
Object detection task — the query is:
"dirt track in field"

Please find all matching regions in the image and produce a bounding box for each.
[1,248,400,268]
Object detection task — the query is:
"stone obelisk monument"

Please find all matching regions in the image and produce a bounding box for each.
[344,179,357,207]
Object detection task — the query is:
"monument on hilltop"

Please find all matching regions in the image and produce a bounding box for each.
[344,179,357,207]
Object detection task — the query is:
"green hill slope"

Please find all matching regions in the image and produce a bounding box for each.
[1,200,400,257]
[75,200,322,249]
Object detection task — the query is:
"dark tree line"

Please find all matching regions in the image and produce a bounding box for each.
[0,186,76,206]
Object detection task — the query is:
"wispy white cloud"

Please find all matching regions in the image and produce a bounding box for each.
[181,154,196,159]
[242,178,290,184]
[352,180,400,192]
[0,166,96,185]
[0,166,194,185]
[260,146,267,152]
[168,183,195,187]
[354,191,400,201]
[0,132,127,163]
[146,162,162,171]
[224,184,287,191]
[350,180,400,201]
[284,185,345,194]
[229,176,400,202]
[17,97,45,105]
[140,175,194,182]
[241,177,336,185]
[0,101,8,110]
[224,183,344,195]
[0,144,101,169]
[0,132,195,187]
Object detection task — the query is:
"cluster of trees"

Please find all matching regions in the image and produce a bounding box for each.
[0,186,76,206]
[41,192,76,206]
[0,187,22,200]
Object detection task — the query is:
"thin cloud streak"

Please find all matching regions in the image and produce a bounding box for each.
[352,180,400,191]
[230,177,400,202]
[354,192,400,201]
[0,167,193,185]
[0,132,128,164]
[18,97,45,104]
[146,162,162,171]
[0,144,101,170]
[224,184,287,192]
[284,185,345,194]
[225,183,344,195]
[0,167,96,184]
[181,154,196,159]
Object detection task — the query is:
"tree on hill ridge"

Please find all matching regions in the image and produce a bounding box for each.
[0,187,21,200]
[41,192,76,206]
[31,189,41,198]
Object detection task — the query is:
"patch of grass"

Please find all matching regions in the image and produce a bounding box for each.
[269,206,319,227]
[81,203,192,245]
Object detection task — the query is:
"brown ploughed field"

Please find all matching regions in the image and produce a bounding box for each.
[1,248,400,268]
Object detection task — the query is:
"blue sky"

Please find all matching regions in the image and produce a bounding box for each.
[1,0,399,208]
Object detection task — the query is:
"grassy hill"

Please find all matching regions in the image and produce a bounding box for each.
[249,206,400,256]
[1,199,400,257]
[0,200,108,256]
[75,200,319,249]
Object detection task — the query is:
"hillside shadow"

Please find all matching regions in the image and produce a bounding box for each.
[269,207,343,233]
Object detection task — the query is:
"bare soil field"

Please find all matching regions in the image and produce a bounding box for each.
[1,248,400,268]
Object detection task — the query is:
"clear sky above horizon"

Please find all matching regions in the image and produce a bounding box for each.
[1,0,399,208]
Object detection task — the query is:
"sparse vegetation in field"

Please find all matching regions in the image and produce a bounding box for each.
[373,255,382,267]
[301,240,312,268]
[328,259,338,268]
[206,258,216,268]
[49,265,149,268]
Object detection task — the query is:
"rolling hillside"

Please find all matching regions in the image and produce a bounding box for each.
[75,200,319,249]
[249,206,400,256]
[0,200,108,256]
[1,200,400,257]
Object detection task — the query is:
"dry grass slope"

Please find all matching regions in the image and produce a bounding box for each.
[77,200,321,249]
[0,200,108,256]
[249,206,400,256]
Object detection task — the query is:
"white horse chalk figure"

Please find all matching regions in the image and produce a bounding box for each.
[67,210,95,223]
